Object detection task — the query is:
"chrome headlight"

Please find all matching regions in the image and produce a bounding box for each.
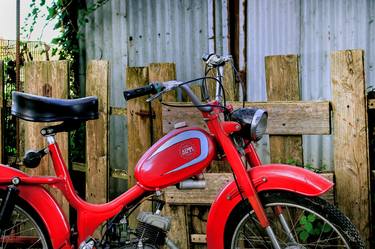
[229,108,268,141]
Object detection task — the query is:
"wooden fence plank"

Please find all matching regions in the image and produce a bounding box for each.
[126,67,151,187]
[162,101,330,135]
[148,63,176,142]
[24,61,69,215]
[331,49,370,245]
[147,63,190,249]
[0,60,3,162]
[86,60,109,204]
[164,173,334,205]
[265,55,303,164]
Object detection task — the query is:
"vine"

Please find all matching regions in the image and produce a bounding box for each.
[22,0,110,163]
[22,0,110,96]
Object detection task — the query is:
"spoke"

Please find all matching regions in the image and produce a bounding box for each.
[286,205,300,244]
[315,221,328,249]
[7,227,36,236]
[27,238,41,249]
[238,231,256,248]
[3,219,29,233]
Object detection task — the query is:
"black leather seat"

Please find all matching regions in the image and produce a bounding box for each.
[11,91,99,122]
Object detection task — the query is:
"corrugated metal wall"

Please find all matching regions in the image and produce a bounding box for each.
[247,0,375,169]
[82,0,375,189]
[83,0,222,197]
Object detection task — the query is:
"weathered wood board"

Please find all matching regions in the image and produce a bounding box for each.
[86,60,109,204]
[149,63,176,142]
[126,67,151,188]
[265,55,303,164]
[162,101,330,135]
[24,61,69,216]
[331,49,370,245]
[164,173,334,205]
[146,63,190,249]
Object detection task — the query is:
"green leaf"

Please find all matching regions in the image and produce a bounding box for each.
[295,227,304,233]
[323,224,333,233]
[40,0,46,6]
[32,7,38,15]
[54,22,62,30]
[47,7,57,19]
[299,215,307,225]
[312,228,321,236]
[307,214,316,222]
[51,48,58,56]
[299,231,309,242]
[51,38,60,45]
[304,222,313,233]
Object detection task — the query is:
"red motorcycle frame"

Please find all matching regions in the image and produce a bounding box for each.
[0,102,332,249]
[0,54,334,249]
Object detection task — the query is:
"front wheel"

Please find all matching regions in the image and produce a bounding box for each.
[224,191,365,249]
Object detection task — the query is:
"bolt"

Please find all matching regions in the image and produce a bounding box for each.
[12,177,20,185]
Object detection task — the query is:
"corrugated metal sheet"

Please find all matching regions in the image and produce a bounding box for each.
[126,0,209,83]
[83,0,375,182]
[83,0,215,197]
[247,0,375,169]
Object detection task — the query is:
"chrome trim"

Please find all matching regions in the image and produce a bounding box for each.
[46,135,56,145]
[250,109,267,141]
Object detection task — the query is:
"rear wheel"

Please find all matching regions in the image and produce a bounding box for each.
[0,194,50,249]
[224,191,365,249]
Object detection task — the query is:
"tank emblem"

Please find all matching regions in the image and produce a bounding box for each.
[180,144,195,159]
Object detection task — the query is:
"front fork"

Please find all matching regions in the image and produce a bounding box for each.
[0,184,19,233]
[245,144,296,248]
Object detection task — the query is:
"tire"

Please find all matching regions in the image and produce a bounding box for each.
[0,191,51,249]
[224,191,365,249]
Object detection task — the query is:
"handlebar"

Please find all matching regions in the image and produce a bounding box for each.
[123,80,212,112]
[123,53,232,111]
[123,83,164,101]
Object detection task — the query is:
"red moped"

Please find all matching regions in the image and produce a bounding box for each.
[0,54,364,248]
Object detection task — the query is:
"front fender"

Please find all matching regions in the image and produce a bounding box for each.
[206,164,333,249]
[0,165,71,249]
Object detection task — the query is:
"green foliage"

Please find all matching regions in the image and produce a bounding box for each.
[22,0,110,67]
[285,158,327,173]
[21,0,110,164]
[295,213,333,242]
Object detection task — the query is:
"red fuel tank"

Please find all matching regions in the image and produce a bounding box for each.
[134,127,216,189]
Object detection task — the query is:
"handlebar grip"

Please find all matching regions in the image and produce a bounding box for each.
[123,84,157,101]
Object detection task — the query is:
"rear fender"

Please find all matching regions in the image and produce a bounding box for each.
[206,164,333,249]
[0,165,71,249]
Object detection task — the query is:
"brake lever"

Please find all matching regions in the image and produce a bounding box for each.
[146,81,182,102]
[146,90,165,102]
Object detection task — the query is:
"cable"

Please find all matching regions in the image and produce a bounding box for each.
[229,60,246,108]
[161,102,230,113]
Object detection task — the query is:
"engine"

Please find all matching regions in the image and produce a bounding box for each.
[135,212,171,248]
[80,211,172,249]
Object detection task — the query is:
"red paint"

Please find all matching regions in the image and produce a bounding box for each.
[222,121,241,134]
[0,165,70,249]
[0,101,334,248]
[206,164,333,248]
[135,127,215,188]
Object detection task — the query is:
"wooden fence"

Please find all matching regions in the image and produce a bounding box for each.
[0,48,372,248]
